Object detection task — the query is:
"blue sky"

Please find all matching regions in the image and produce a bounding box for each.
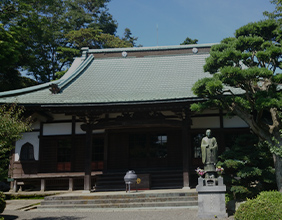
[107,0,276,47]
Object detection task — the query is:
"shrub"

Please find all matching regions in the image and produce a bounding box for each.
[0,191,6,213]
[217,134,276,200]
[235,191,282,220]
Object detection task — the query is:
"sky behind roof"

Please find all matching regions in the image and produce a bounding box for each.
[107,0,276,47]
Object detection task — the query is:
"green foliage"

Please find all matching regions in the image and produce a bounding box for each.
[0,192,6,214]
[191,17,282,190]
[218,134,276,200]
[122,28,140,47]
[0,104,31,181]
[264,0,282,23]
[180,37,198,45]
[0,22,37,91]
[234,191,282,220]
[65,28,133,49]
[0,0,138,84]
[192,77,223,98]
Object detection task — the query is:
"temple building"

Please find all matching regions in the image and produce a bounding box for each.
[0,44,249,192]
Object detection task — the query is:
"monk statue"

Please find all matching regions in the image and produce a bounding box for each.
[201,129,218,178]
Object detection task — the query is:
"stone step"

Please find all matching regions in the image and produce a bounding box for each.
[39,191,198,209]
[38,201,198,209]
[94,170,183,191]
[44,192,197,200]
[42,196,197,205]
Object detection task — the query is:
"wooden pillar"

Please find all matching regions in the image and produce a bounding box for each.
[219,110,226,153]
[9,181,14,192]
[182,108,191,188]
[84,123,93,192]
[13,180,17,192]
[69,178,74,191]
[71,116,76,172]
[103,130,108,172]
[40,179,45,192]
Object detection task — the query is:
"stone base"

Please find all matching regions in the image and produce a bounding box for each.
[182,186,191,190]
[196,177,227,219]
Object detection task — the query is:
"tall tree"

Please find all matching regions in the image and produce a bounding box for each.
[0,104,31,181]
[65,28,133,49]
[180,37,198,45]
[0,19,37,91]
[191,19,282,191]
[122,28,139,47]
[0,0,128,85]
[264,0,282,22]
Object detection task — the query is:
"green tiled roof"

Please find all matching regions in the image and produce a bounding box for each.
[0,45,213,105]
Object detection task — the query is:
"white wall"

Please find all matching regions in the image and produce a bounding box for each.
[43,123,72,135]
[191,114,249,129]
[75,122,85,134]
[191,117,220,129]
[31,120,41,130]
[15,132,40,161]
[223,116,248,128]
[52,114,72,121]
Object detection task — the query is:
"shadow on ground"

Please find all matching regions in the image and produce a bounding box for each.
[30,218,83,220]
[0,214,18,220]
[0,215,84,220]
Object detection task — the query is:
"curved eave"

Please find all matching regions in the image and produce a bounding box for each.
[41,97,206,108]
[0,55,93,99]
[0,80,62,98]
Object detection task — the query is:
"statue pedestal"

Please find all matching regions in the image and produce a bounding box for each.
[196,176,227,219]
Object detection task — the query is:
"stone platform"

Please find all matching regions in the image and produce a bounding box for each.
[38,189,198,210]
[196,177,227,218]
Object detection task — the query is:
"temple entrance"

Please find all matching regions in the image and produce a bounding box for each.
[129,133,168,169]
[92,138,104,170]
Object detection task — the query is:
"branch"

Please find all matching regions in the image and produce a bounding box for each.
[58,60,68,73]
[260,78,272,91]
[252,51,256,65]
[231,103,271,142]
[267,58,272,69]
[221,89,236,97]
[269,108,280,134]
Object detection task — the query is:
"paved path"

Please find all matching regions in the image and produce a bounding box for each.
[1,199,235,220]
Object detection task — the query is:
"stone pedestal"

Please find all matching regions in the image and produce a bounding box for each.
[196,176,227,218]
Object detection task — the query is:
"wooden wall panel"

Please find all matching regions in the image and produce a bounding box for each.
[39,137,57,173]
[107,133,128,170]
[167,131,183,169]
[73,136,85,172]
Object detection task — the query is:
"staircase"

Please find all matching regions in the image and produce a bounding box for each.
[38,190,198,210]
[94,173,125,191]
[94,170,183,191]
[150,170,183,189]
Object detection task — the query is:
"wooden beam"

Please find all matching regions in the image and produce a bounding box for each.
[83,123,93,192]
[182,107,192,188]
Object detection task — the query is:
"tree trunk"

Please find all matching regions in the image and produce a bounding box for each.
[232,106,282,191]
[274,154,282,192]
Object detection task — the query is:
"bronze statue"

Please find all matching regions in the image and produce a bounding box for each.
[201,129,218,178]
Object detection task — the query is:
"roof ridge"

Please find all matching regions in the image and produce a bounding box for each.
[87,43,218,54]
[58,54,95,90]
